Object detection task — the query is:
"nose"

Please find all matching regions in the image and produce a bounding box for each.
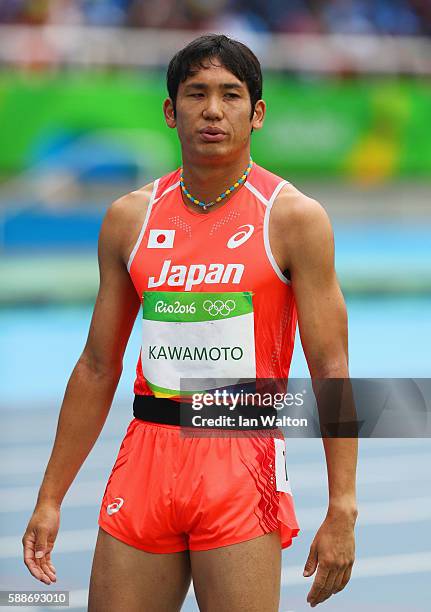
[202,95,223,121]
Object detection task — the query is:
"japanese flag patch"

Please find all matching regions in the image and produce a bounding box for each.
[147,229,175,249]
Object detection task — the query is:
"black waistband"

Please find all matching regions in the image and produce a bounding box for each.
[133,394,278,429]
[133,395,181,425]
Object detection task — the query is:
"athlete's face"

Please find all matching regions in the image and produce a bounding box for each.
[163,60,265,162]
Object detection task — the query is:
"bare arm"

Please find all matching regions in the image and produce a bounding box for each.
[22,187,151,584]
[287,195,357,512]
[36,198,141,507]
[272,189,358,607]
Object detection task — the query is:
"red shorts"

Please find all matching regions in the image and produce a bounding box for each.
[98,418,300,553]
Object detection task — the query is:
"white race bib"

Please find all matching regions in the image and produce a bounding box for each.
[141,291,256,397]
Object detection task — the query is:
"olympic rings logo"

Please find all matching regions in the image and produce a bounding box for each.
[203,299,236,317]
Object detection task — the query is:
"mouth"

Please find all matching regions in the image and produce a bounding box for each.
[199,127,227,143]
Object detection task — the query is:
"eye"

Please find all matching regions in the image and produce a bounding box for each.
[225,93,240,99]
[189,93,204,98]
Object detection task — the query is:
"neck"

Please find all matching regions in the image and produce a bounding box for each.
[180,152,251,212]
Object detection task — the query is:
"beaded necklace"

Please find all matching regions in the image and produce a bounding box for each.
[180,158,253,211]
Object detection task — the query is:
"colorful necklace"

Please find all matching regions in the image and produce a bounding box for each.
[180,158,253,211]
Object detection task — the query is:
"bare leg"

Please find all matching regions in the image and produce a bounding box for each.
[190,531,281,612]
[88,527,192,612]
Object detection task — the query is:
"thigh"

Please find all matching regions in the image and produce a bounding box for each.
[190,531,281,612]
[88,527,192,612]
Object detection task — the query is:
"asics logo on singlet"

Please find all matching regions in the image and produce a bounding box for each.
[106,497,124,515]
[227,224,254,249]
[148,260,244,291]
[203,299,236,317]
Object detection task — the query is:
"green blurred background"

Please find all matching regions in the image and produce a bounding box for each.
[1,73,430,180]
[1,70,430,302]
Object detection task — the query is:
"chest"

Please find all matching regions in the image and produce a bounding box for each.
[131,201,274,296]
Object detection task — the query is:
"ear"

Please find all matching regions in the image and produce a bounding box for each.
[251,99,266,131]
[163,98,176,128]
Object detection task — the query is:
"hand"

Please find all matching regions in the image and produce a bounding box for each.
[303,508,356,607]
[22,503,60,585]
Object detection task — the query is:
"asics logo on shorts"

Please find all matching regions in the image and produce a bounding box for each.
[203,299,236,317]
[227,224,254,249]
[106,497,124,515]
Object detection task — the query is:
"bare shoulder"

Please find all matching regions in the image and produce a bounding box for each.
[105,182,154,228]
[100,182,154,264]
[271,182,332,239]
[269,183,334,271]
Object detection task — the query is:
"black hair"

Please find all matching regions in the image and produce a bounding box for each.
[166,34,263,118]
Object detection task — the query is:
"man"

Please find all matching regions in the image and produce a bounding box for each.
[23,34,357,611]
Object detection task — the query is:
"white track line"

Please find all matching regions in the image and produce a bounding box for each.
[16,551,431,610]
[3,496,431,558]
[2,416,429,451]
[0,441,120,475]
[0,481,106,513]
[297,495,431,528]
[281,551,431,585]
[1,529,97,559]
[1,477,430,515]
[1,449,430,482]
